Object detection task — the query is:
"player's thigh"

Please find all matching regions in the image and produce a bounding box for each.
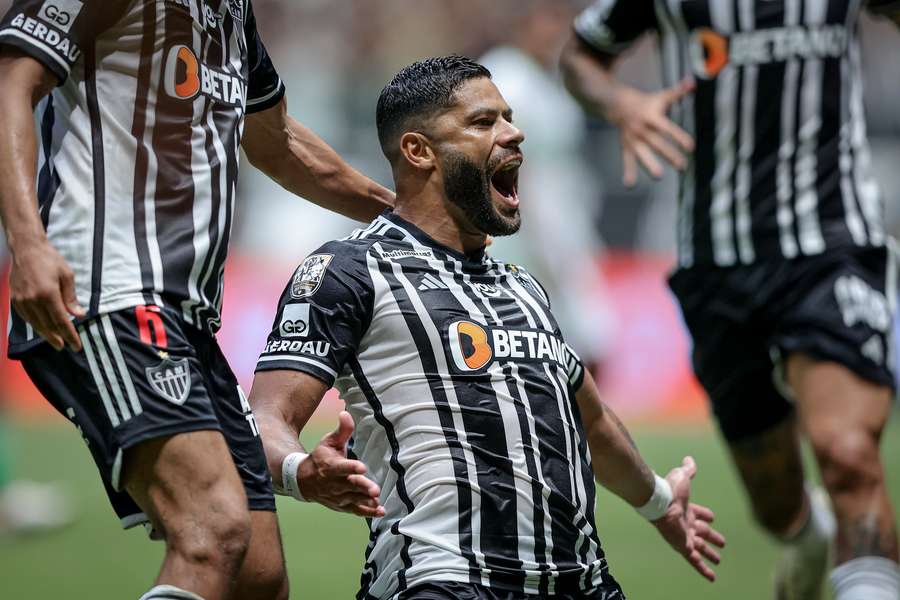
[195,337,276,514]
[786,354,892,471]
[122,429,249,543]
[774,247,895,461]
[670,267,805,530]
[233,510,288,600]
[21,305,247,534]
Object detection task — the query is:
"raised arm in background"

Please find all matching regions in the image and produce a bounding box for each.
[243,96,395,222]
[560,31,694,187]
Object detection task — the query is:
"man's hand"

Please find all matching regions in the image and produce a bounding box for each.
[9,239,85,352]
[606,78,696,186]
[297,411,385,518]
[652,456,726,582]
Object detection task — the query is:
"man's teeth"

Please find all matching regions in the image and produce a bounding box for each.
[499,160,521,172]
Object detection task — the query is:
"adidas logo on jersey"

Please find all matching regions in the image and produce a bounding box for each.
[418,273,448,291]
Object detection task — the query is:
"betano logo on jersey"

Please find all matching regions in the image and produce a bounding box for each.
[164,45,245,106]
[690,24,849,79]
[448,320,572,372]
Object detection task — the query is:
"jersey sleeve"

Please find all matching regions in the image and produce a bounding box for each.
[0,0,128,83]
[243,0,285,114]
[573,0,659,56]
[866,0,900,14]
[255,242,374,387]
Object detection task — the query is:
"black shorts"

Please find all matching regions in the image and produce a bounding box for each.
[18,304,275,530]
[398,582,625,600]
[669,245,896,442]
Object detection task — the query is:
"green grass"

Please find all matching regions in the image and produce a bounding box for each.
[1,415,898,599]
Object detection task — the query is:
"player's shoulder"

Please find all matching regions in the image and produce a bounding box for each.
[283,223,392,301]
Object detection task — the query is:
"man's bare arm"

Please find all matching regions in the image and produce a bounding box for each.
[249,369,384,517]
[560,36,694,186]
[242,96,394,222]
[0,48,84,351]
[575,369,656,505]
[575,370,725,581]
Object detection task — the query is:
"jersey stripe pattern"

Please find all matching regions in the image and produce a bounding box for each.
[256,213,617,600]
[574,0,884,268]
[0,0,284,355]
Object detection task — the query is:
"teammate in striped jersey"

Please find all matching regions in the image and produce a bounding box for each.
[0,1,393,598]
[249,56,725,600]
[561,1,900,599]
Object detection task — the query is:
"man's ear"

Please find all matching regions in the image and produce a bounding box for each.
[399,132,437,172]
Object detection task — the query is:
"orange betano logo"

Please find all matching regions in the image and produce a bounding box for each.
[690,28,729,79]
[165,45,200,100]
[448,320,493,371]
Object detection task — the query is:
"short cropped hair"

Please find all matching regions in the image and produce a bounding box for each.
[376,55,492,165]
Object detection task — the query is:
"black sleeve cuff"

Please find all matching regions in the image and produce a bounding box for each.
[572,26,631,58]
[255,355,337,388]
[868,0,900,13]
[0,30,68,83]
[246,79,285,114]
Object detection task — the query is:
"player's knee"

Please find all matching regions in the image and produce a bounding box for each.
[752,501,802,536]
[243,564,289,600]
[168,504,252,574]
[813,429,882,497]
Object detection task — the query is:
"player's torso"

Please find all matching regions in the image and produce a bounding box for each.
[335,222,605,598]
[659,0,884,268]
[36,0,250,331]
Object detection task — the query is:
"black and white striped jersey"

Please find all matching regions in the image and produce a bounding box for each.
[256,212,619,600]
[1,0,284,354]
[575,0,888,268]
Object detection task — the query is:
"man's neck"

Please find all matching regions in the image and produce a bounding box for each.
[392,193,487,256]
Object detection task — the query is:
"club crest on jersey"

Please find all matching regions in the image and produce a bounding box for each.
[507,264,537,293]
[290,254,333,299]
[146,353,191,405]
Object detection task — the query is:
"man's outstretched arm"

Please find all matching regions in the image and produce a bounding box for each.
[0,49,84,352]
[575,369,726,581]
[560,35,695,187]
[242,97,395,222]
[249,369,385,518]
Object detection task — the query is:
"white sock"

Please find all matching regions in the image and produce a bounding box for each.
[783,486,836,549]
[138,585,205,600]
[831,557,900,600]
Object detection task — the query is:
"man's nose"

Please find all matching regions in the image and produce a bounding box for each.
[499,120,525,147]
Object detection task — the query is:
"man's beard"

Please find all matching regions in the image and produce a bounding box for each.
[441,151,521,237]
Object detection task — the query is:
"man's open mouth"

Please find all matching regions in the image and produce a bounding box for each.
[490,157,521,208]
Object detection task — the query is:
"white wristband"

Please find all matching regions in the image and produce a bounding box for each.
[278,452,310,502]
[635,473,674,521]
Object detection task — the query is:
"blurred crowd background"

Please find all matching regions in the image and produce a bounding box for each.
[2,0,900,419]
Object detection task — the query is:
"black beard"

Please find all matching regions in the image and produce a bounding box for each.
[441,151,520,237]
